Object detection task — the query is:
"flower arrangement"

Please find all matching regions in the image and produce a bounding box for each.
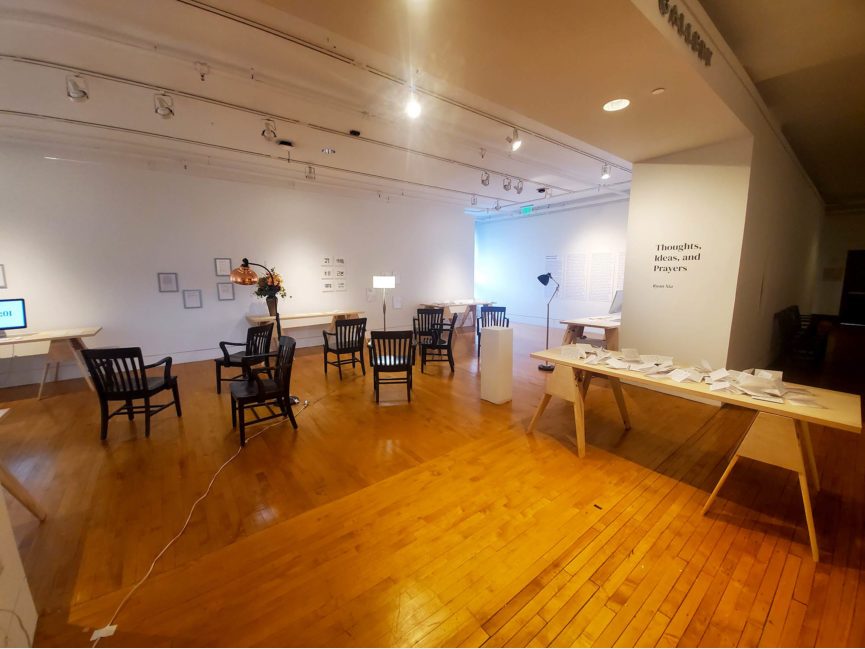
[254,268,287,299]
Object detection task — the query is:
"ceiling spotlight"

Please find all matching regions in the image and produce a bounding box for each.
[65,75,88,102]
[153,93,174,119]
[405,91,422,119]
[261,119,278,142]
[515,179,523,194]
[305,166,316,181]
[503,177,512,191]
[494,200,501,211]
[651,87,666,95]
[471,195,477,206]
[601,163,611,180]
[321,147,336,154]
[602,98,630,112]
[506,128,522,152]
[481,170,490,186]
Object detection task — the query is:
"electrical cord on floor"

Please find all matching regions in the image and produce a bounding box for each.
[0,607,33,647]
[90,398,312,647]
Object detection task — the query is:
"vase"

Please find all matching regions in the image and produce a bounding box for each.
[266,295,278,317]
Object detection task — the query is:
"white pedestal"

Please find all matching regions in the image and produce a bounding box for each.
[480,326,513,404]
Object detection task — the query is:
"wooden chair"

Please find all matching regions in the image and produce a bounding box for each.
[214,323,274,393]
[323,317,367,378]
[413,308,444,349]
[421,313,458,373]
[230,335,298,446]
[368,330,415,403]
[81,347,181,441]
[477,306,509,356]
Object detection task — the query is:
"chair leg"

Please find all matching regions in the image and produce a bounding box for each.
[477,332,481,357]
[407,369,412,402]
[144,395,151,438]
[231,397,237,428]
[374,371,380,403]
[323,350,328,375]
[360,351,366,376]
[99,400,109,441]
[216,362,222,394]
[352,352,356,368]
[448,347,455,372]
[286,403,298,429]
[126,399,134,420]
[172,381,182,416]
[338,353,343,380]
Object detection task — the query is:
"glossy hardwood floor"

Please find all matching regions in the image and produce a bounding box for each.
[0,323,863,647]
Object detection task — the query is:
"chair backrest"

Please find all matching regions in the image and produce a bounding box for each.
[334,318,367,350]
[246,323,274,355]
[480,305,508,327]
[273,335,297,399]
[82,347,148,397]
[414,308,443,336]
[370,330,414,369]
[432,313,459,348]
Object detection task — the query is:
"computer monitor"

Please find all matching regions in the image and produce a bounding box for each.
[609,290,623,314]
[0,299,27,332]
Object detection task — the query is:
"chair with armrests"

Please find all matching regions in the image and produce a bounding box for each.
[230,335,298,446]
[81,347,181,441]
[413,308,444,350]
[421,313,458,373]
[323,318,367,378]
[214,323,274,393]
[368,330,415,403]
[477,306,509,356]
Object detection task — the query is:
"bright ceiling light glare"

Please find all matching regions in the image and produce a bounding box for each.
[321,147,336,154]
[503,177,512,191]
[651,87,666,95]
[153,93,175,119]
[261,119,278,142]
[481,170,490,186]
[506,128,522,152]
[601,163,611,181]
[515,179,523,194]
[602,98,630,112]
[405,92,422,119]
[65,75,88,102]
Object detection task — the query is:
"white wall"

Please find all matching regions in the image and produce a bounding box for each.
[474,200,629,330]
[0,146,474,387]
[621,137,753,368]
[812,212,865,315]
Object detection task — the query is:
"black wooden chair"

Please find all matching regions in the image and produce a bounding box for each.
[81,347,181,441]
[477,306,509,356]
[368,330,415,403]
[413,308,444,350]
[323,317,367,378]
[230,335,298,446]
[214,323,273,393]
[421,313,458,373]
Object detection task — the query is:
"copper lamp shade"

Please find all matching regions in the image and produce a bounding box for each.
[230,259,258,285]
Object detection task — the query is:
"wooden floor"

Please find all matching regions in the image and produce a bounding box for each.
[1,323,863,647]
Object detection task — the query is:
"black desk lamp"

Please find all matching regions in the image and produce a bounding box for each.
[537,272,560,372]
[230,258,282,337]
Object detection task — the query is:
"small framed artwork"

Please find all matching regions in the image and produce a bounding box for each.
[157,272,179,293]
[217,282,235,301]
[335,280,347,292]
[321,268,334,280]
[0,264,6,289]
[214,257,232,277]
[321,280,334,292]
[183,289,203,309]
[334,256,345,267]
[321,255,333,267]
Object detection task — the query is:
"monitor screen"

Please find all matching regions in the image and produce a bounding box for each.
[0,299,27,331]
[609,290,623,314]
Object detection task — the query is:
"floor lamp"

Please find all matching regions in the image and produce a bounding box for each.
[537,272,560,372]
[373,275,396,331]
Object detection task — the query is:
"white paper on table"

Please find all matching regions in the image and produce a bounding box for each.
[756,369,783,381]
[656,355,674,365]
[560,346,586,360]
[698,359,713,373]
[786,397,824,408]
[630,362,657,373]
[709,368,729,382]
[607,357,630,369]
[783,385,815,396]
[709,381,731,392]
[669,368,693,382]
[596,349,611,360]
[752,394,785,404]
[584,355,600,365]
[621,348,640,362]
[573,343,595,354]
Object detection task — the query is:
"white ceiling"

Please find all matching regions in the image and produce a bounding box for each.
[0,0,749,217]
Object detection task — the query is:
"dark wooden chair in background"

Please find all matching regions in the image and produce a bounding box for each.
[413,308,444,351]
[214,323,273,393]
[82,347,181,441]
[477,305,509,356]
[323,317,367,378]
[421,313,458,373]
[230,335,298,446]
[368,330,415,403]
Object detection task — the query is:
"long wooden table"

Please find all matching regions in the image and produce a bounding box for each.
[419,301,493,329]
[247,311,364,344]
[528,346,862,561]
[0,327,102,398]
[560,316,621,350]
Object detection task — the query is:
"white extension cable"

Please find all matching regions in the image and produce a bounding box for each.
[90,399,311,647]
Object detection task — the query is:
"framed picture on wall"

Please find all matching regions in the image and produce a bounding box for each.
[157,272,179,293]
[0,264,6,289]
[217,282,235,301]
[183,289,202,309]
[214,258,232,277]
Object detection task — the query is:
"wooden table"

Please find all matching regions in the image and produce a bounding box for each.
[0,327,102,399]
[0,409,46,521]
[420,301,493,329]
[527,346,862,561]
[247,311,364,345]
[560,316,621,350]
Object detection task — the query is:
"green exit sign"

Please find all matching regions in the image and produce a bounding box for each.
[520,205,534,215]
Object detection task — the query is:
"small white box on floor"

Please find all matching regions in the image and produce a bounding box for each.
[480,326,513,404]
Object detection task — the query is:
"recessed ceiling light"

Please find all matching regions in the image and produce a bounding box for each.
[503,177,512,191]
[601,163,611,180]
[153,93,174,119]
[481,170,490,186]
[261,119,278,142]
[515,179,523,194]
[602,98,630,112]
[651,87,666,95]
[321,147,336,154]
[65,75,88,102]
[506,128,522,152]
[405,92,421,119]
